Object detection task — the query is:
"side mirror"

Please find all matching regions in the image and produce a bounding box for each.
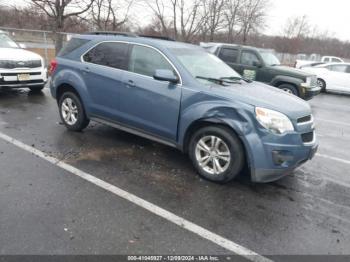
[153,69,179,84]
[253,61,262,68]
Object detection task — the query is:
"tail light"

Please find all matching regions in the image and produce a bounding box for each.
[49,59,57,75]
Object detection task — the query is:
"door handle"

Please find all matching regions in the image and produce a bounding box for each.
[82,66,90,73]
[126,80,135,88]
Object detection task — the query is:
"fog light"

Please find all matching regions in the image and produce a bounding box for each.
[272,150,294,166]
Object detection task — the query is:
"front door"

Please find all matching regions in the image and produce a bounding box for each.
[239,50,262,81]
[119,44,182,141]
[327,64,350,93]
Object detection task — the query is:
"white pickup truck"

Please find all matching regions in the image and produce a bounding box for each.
[0,30,47,92]
[295,55,344,69]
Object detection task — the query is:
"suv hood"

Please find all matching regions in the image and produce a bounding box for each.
[0,48,43,61]
[268,65,313,78]
[211,81,311,119]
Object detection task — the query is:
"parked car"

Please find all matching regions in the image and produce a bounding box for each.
[201,43,321,100]
[49,32,318,183]
[295,55,344,69]
[302,63,350,94]
[0,30,47,92]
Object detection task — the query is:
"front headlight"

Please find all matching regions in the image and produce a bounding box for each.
[255,107,294,134]
[301,76,314,88]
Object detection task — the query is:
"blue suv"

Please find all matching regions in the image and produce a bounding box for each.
[49,32,318,183]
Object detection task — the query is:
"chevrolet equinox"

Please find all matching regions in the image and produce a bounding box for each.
[49,32,318,183]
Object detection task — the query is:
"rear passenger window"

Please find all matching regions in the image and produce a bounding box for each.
[83,42,129,70]
[128,45,175,77]
[219,48,239,63]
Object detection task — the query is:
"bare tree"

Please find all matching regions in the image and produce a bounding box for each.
[201,0,226,41]
[283,15,310,39]
[140,0,205,42]
[177,0,205,42]
[238,0,269,44]
[142,0,170,37]
[223,0,243,42]
[91,0,133,31]
[30,0,95,53]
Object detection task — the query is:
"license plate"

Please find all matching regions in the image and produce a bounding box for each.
[17,74,30,81]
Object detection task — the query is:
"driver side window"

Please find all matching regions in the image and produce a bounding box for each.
[241,51,260,66]
[128,45,175,77]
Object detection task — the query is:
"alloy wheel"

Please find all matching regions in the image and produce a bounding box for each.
[195,136,231,175]
[61,97,79,126]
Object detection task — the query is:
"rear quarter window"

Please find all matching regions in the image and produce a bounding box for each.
[219,48,239,63]
[58,38,90,57]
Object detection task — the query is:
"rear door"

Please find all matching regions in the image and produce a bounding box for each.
[119,44,182,141]
[82,42,130,120]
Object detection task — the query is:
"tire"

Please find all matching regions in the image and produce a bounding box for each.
[189,126,245,183]
[278,83,299,96]
[317,78,326,92]
[58,91,90,132]
[29,85,45,92]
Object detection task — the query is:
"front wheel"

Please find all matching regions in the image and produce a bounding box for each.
[317,78,326,92]
[58,92,90,132]
[278,83,299,96]
[189,126,245,183]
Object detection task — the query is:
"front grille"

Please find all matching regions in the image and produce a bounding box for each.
[0,79,43,85]
[297,115,312,124]
[0,60,42,69]
[301,132,314,143]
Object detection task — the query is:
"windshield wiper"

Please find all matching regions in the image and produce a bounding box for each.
[221,76,253,83]
[221,76,243,81]
[196,76,242,85]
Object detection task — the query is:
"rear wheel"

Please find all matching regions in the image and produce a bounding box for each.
[189,126,245,183]
[317,78,326,92]
[58,92,90,132]
[278,83,299,96]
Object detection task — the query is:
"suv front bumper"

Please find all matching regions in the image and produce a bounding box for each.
[0,68,47,88]
[243,125,318,183]
[301,85,321,100]
[252,142,318,183]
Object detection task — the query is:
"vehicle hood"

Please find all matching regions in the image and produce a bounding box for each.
[0,47,43,61]
[268,65,314,78]
[210,81,311,119]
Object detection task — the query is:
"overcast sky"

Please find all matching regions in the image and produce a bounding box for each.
[266,0,349,40]
[4,0,350,41]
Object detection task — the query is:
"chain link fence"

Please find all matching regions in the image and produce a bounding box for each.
[0,26,76,65]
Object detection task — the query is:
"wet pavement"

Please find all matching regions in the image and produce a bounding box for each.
[0,87,349,257]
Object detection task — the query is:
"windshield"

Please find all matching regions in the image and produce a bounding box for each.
[0,33,19,48]
[260,52,281,66]
[171,48,241,84]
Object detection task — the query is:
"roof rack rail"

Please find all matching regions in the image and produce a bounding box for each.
[139,35,175,41]
[85,31,137,37]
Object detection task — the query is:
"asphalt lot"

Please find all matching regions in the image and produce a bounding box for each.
[0,87,350,259]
